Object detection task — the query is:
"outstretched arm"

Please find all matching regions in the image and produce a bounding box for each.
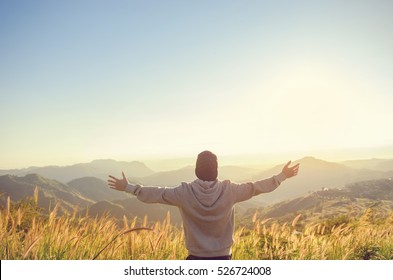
[231,160,300,203]
[108,172,182,206]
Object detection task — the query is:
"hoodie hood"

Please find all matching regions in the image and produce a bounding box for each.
[190,179,223,207]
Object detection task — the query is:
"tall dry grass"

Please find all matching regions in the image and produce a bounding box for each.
[233,210,393,260]
[1,190,392,260]
[0,192,186,260]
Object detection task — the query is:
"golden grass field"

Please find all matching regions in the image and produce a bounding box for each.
[1,189,393,260]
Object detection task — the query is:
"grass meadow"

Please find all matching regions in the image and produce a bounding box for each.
[1,189,393,260]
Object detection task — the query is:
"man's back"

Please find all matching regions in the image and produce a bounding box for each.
[108,150,299,259]
[125,174,286,257]
[177,179,235,257]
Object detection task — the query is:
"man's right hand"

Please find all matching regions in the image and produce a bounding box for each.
[108,171,128,191]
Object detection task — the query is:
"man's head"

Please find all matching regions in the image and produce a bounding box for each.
[195,150,218,181]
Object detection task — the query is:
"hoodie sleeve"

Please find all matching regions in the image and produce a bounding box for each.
[229,172,287,203]
[124,183,183,206]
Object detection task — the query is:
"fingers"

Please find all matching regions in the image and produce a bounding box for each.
[108,173,127,190]
[108,175,119,181]
[108,174,119,187]
[291,163,300,170]
[285,161,300,170]
[107,179,117,185]
[292,164,300,176]
[109,186,121,191]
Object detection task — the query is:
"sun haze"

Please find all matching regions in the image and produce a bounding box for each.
[1,1,392,168]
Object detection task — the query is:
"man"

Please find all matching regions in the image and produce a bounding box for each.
[108,151,299,260]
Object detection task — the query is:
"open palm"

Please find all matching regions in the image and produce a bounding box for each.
[282,161,300,178]
[108,172,128,191]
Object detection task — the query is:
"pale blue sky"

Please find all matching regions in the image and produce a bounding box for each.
[1,0,392,168]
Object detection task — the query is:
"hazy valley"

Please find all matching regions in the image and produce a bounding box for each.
[1,156,393,260]
[1,156,393,225]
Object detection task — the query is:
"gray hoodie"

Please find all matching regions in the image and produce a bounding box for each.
[125,172,287,257]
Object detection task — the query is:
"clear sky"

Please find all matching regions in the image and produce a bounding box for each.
[1,0,392,169]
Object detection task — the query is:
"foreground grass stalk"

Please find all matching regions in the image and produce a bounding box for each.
[92,227,153,260]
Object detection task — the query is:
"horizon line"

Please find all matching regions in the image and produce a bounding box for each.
[1,152,393,171]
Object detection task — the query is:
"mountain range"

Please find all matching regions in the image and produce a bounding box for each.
[341,158,393,172]
[240,178,393,226]
[1,156,392,223]
[249,156,393,203]
[0,159,154,183]
[0,174,91,214]
[130,165,259,186]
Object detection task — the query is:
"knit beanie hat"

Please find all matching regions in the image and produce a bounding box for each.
[195,151,218,181]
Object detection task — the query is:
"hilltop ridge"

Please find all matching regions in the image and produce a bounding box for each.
[0,159,155,182]
[241,178,393,226]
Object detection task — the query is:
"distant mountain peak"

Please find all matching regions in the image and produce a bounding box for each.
[67,176,105,184]
[296,156,348,168]
[23,173,47,183]
[298,156,322,162]
[90,159,146,165]
[90,159,116,163]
